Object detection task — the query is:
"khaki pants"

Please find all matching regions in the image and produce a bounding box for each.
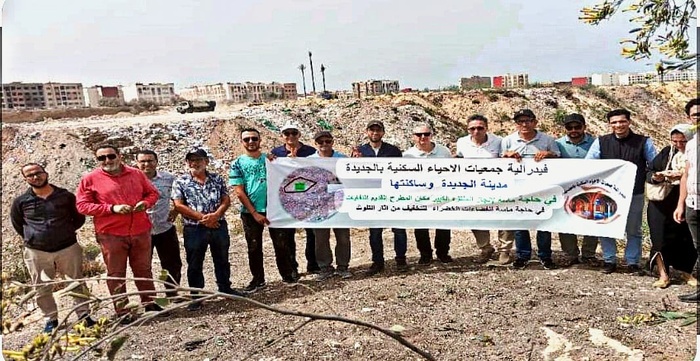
[23,243,89,322]
[471,230,514,253]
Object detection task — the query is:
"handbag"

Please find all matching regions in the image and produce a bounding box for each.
[645,146,675,201]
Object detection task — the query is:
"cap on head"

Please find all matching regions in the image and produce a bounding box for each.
[563,113,585,125]
[314,130,333,141]
[185,148,208,160]
[280,121,300,132]
[366,120,385,130]
[513,109,536,120]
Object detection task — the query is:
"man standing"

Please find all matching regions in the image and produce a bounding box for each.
[403,123,453,264]
[308,131,352,280]
[586,109,657,274]
[230,128,299,292]
[270,121,319,275]
[674,100,698,303]
[135,150,183,300]
[11,163,94,333]
[555,114,599,267]
[76,144,160,322]
[173,149,241,310]
[455,115,513,264]
[352,120,408,274]
[501,109,560,270]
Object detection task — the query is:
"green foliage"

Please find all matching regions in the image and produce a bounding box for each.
[580,0,697,70]
[440,85,460,92]
[554,109,568,125]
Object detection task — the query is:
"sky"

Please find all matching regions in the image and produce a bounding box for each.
[1,0,697,91]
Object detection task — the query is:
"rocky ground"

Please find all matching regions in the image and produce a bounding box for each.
[2,84,698,360]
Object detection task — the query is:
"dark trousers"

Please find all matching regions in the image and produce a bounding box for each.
[183,222,232,293]
[285,228,318,272]
[515,230,552,260]
[369,228,407,264]
[241,212,296,281]
[151,226,182,298]
[415,229,451,258]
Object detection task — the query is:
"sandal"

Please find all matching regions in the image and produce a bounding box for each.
[680,272,698,287]
[652,279,671,289]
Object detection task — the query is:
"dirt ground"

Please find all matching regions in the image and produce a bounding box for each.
[3,228,698,360]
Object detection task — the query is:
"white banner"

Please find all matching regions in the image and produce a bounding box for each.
[266,158,637,238]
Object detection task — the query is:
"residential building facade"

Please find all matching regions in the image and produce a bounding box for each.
[84,85,125,107]
[2,82,85,110]
[351,79,400,98]
[179,82,298,103]
[460,76,491,90]
[591,70,696,86]
[123,83,176,105]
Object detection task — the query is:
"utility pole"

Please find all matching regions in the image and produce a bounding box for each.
[308,51,316,94]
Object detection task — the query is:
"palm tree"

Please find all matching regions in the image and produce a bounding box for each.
[308,51,316,94]
[320,64,327,92]
[298,64,307,97]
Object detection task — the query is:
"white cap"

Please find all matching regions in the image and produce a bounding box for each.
[280,121,300,132]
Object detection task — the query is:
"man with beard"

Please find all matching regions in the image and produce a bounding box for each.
[135,149,183,301]
[172,148,243,311]
[555,114,599,267]
[352,120,408,275]
[76,144,160,323]
[11,163,95,333]
[230,128,299,292]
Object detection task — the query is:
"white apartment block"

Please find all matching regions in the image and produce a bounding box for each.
[84,85,125,107]
[351,79,400,98]
[179,82,298,103]
[592,70,696,86]
[123,83,176,105]
[504,73,529,88]
[2,82,85,110]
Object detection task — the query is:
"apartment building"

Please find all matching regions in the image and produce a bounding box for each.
[460,76,491,90]
[351,80,400,98]
[491,73,529,88]
[2,82,86,110]
[179,81,298,103]
[84,85,126,107]
[123,83,176,105]
[592,70,696,86]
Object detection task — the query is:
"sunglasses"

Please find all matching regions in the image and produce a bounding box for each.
[242,137,260,143]
[96,154,118,161]
[316,139,333,145]
[283,130,299,136]
[24,171,46,178]
[467,126,485,132]
[414,132,432,137]
[565,124,583,130]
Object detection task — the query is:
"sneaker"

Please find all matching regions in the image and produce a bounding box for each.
[601,262,617,274]
[144,303,164,313]
[395,258,408,272]
[336,268,352,279]
[627,264,646,276]
[315,270,336,282]
[438,255,454,263]
[221,288,247,297]
[186,302,202,312]
[243,280,267,293]
[418,255,433,265]
[43,319,59,333]
[559,257,580,268]
[364,262,385,276]
[497,252,513,265]
[282,272,300,283]
[512,258,528,270]
[540,258,557,270]
[77,314,97,327]
[307,266,322,275]
[117,313,136,325]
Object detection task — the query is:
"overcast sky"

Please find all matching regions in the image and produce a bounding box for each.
[1,0,697,91]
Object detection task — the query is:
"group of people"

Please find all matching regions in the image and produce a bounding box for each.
[10,99,700,334]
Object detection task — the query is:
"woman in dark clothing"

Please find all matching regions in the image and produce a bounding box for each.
[646,124,697,288]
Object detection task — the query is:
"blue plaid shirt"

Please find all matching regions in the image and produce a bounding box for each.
[171,171,228,226]
[148,171,176,235]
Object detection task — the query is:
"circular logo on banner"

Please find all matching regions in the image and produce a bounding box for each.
[278,167,344,222]
[567,191,618,221]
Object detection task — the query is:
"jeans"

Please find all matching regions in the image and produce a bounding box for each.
[183,222,232,293]
[558,233,599,259]
[599,193,644,265]
[414,229,451,258]
[369,228,407,264]
[687,206,699,272]
[241,213,295,281]
[151,226,182,298]
[305,229,319,271]
[97,231,155,314]
[515,230,552,260]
